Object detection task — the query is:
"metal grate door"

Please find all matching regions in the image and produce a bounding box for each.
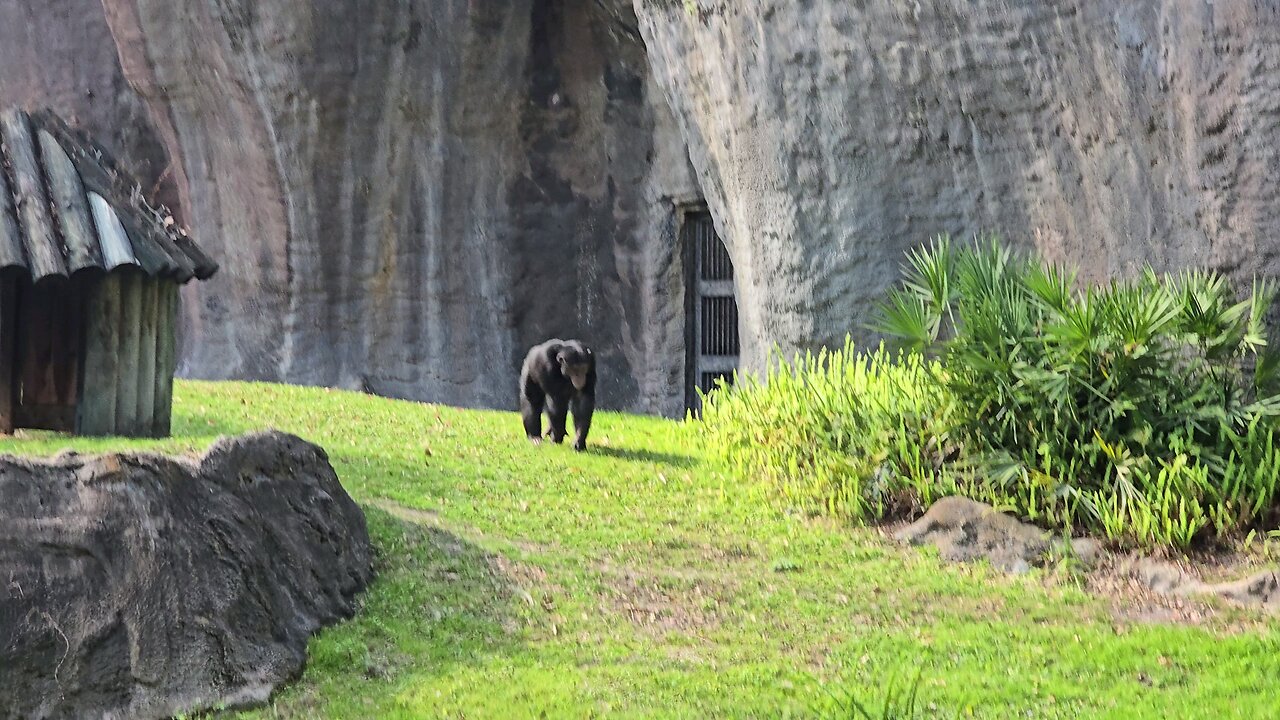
[685,210,739,412]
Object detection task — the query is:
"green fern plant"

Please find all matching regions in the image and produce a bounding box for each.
[875,235,1280,547]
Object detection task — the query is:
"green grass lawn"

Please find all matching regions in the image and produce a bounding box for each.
[4,380,1278,718]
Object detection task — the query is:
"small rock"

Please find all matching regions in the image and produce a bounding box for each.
[894,497,1054,573]
[1125,558,1187,594]
[1208,570,1280,608]
[1067,537,1105,567]
[1120,559,1280,611]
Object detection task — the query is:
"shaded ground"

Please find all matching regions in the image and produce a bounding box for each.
[2,381,1278,718]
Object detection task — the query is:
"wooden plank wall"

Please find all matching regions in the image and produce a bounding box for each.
[0,273,16,433]
[77,272,121,435]
[76,270,179,437]
[153,284,178,437]
[114,270,143,435]
[135,280,158,434]
[0,270,180,438]
[12,277,82,431]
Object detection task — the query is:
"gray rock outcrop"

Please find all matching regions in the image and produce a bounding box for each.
[1,0,701,415]
[894,496,1101,573]
[0,431,373,720]
[898,497,1280,615]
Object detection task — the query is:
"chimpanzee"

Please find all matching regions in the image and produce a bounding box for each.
[519,339,596,451]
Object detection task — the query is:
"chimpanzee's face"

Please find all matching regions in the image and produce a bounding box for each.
[557,350,591,390]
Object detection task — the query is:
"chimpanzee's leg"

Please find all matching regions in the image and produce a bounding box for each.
[521,379,545,442]
[571,392,594,451]
[545,396,569,443]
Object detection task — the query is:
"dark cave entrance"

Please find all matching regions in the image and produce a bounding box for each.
[682,205,740,415]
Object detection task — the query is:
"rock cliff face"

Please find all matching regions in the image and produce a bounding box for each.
[104,0,701,414]
[635,0,1280,369]
[2,0,699,415]
[4,1,1280,409]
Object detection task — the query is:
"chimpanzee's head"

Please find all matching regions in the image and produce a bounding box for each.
[556,345,593,391]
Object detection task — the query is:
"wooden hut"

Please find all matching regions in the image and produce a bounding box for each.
[0,108,216,437]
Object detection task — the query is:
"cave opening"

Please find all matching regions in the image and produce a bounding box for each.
[681,204,739,415]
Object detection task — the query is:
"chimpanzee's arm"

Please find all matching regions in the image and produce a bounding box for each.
[571,392,593,451]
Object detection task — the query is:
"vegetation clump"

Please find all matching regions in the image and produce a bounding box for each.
[702,236,1280,549]
[699,341,954,522]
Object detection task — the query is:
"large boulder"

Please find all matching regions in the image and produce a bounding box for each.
[0,431,373,720]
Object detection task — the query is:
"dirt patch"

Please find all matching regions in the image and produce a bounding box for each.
[595,562,732,636]
[586,536,757,636]
[896,496,1280,627]
[491,553,552,611]
[1081,556,1225,626]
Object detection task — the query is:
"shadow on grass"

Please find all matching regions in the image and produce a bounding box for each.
[217,506,539,717]
[350,507,533,654]
[588,444,698,467]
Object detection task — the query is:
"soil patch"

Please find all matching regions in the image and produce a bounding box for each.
[895,496,1279,625]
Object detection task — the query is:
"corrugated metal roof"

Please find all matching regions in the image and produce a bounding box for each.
[0,108,216,284]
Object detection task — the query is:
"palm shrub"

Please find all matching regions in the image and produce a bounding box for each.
[875,235,1280,547]
[698,340,956,522]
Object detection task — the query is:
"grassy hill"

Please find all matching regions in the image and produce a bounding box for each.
[4,380,1278,718]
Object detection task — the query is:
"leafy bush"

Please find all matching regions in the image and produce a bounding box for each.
[700,236,1280,549]
[698,340,955,522]
[875,236,1280,547]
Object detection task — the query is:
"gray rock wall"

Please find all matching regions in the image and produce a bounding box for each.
[7,0,1280,410]
[2,0,699,415]
[0,1,179,222]
[102,0,701,414]
[635,0,1280,371]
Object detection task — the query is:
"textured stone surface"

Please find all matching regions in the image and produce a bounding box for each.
[0,431,373,719]
[899,498,1280,616]
[1125,560,1280,611]
[894,496,1101,573]
[7,1,1280,408]
[1,0,699,415]
[106,0,700,414]
[0,1,180,219]
[636,0,1280,371]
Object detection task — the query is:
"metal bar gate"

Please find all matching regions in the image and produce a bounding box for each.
[684,209,739,413]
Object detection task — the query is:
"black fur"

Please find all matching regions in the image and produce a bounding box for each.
[519,339,596,451]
